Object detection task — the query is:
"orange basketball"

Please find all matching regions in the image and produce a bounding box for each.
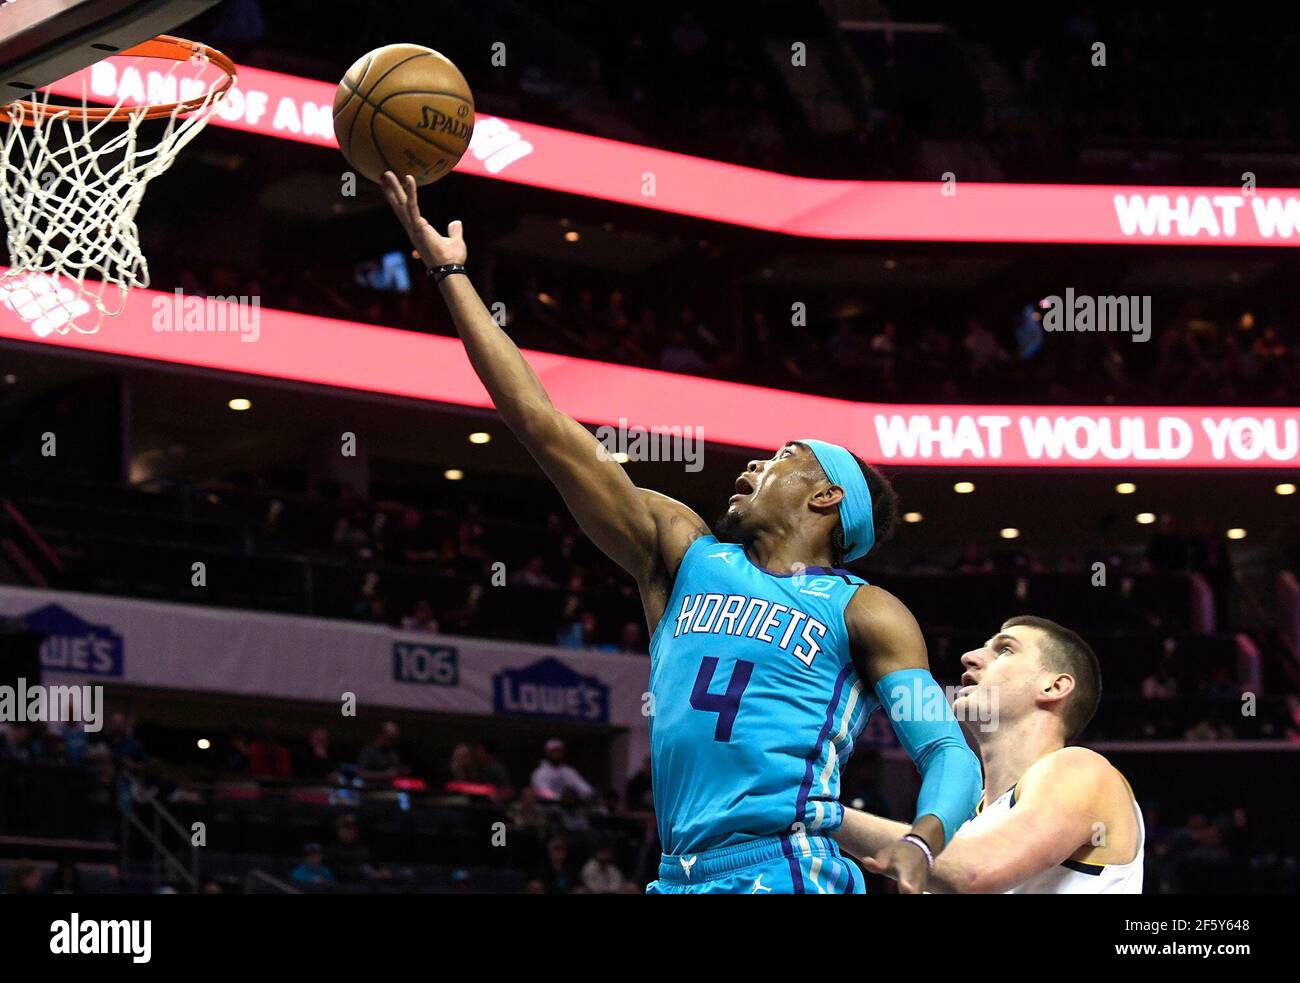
[333,44,475,186]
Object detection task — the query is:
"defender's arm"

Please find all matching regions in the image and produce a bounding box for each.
[921,748,1111,893]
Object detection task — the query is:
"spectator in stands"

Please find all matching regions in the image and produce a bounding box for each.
[449,742,476,783]
[1141,667,1178,700]
[289,843,335,889]
[580,842,628,894]
[625,754,653,812]
[0,722,37,763]
[332,506,372,557]
[1146,514,1190,573]
[400,599,439,634]
[471,741,510,792]
[554,787,594,833]
[952,542,994,574]
[8,863,45,894]
[360,594,389,625]
[221,727,251,774]
[248,718,293,779]
[295,727,338,782]
[351,572,390,624]
[522,274,560,326]
[618,620,646,654]
[94,712,147,774]
[531,834,577,894]
[531,738,595,803]
[455,508,488,573]
[261,498,285,543]
[557,608,600,649]
[1287,696,1300,739]
[658,327,710,375]
[48,719,89,767]
[962,318,1007,377]
[599,290,630,334]
[509,784,549,835]
[1184,718,1224,741]
[325,814,391,885]
[511,554,558,589]
[48,860,81,895]
[389,507,438,564]
[441,583,484,636]
[358,721,407,781]
[1206,665,1240,700]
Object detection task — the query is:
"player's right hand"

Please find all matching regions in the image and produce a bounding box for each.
[380,172,468,269]
[862,839,932,894]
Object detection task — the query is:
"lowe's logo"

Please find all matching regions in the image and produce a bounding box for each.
[493,657,609,723]
[23,604,124,677]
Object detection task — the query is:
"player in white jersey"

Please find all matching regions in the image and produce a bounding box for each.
[834,615,1144,894]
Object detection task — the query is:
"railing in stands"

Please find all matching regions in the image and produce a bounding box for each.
[119,774,198,893]
[243,868,300,895]
[3,499,64,576]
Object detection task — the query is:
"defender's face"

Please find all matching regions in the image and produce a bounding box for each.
[953,624,1050,723]
[725,442,816,533]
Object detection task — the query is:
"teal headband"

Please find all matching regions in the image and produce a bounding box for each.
[799,439,875,563]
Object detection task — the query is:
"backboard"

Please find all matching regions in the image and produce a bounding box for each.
[0,0,221,101]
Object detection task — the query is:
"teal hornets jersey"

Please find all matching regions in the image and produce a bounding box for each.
[648,535,878,856]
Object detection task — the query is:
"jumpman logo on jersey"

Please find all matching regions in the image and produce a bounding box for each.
[679,855,697,879]
[707,550,734,564]
[750,875,772,893]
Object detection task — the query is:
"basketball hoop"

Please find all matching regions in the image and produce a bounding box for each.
[0,35,235,335]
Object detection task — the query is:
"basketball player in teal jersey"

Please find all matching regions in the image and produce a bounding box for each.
[383,173,982,894]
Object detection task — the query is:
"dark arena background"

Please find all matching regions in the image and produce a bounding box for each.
[0,0,1297,950]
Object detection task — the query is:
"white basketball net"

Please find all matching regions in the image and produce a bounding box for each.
[0,47,227,336]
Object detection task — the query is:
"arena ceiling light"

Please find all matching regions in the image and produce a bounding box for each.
[954,481,975,494]
[1136,512,1157,525]
[468,432,491,444]
[1276,483,1296,495]
[1115,482,1137,494]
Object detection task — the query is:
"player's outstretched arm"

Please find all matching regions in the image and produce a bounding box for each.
[834,808,910,862]
[381,173,708,584]
[857,748,1111,893]
[934,748,1114,893]
[846,586,984,893]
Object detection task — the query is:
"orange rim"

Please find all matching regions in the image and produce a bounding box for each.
[0,35,236,124]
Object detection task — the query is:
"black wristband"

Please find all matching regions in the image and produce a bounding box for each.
[428,263,466,284]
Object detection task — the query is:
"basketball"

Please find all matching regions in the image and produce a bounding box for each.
[332,43,475,186]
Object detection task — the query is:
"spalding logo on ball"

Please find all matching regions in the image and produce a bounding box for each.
[333,44,475,186]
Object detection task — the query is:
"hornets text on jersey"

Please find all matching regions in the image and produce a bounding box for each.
[648,535,876,858]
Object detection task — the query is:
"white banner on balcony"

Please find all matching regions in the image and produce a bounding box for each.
[0,586,653,773]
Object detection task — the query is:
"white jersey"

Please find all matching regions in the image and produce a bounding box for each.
[953,781,1145,894]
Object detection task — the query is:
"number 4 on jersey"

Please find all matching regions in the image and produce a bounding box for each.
[690,656,754,741]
